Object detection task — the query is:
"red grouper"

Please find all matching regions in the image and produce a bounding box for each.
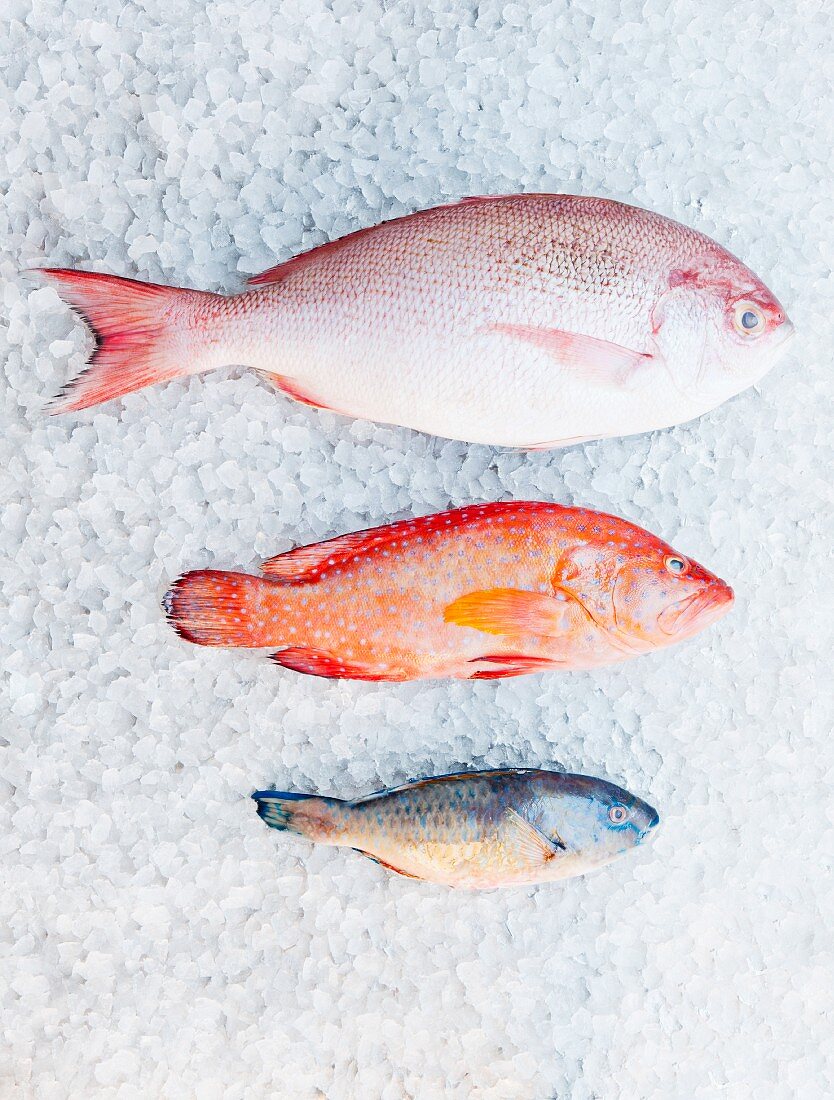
[164,502,734,681]
[40,194,793,447]
[252,769,661,889]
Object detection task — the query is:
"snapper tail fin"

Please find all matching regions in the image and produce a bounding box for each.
[252,790,346,844]
[40,268,222,412]
[164,569,277,648]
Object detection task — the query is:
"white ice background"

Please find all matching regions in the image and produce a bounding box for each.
[1,1,833,1097]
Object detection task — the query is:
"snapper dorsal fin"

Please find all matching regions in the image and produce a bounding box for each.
[246,197,527,287]
[247,221,391,286]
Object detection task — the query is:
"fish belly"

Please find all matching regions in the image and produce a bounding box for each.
[268,331,681,448]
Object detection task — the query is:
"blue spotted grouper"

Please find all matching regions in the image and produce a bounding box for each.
[253,769,659,888]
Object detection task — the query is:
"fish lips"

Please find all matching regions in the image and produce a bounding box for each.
[777,318,796,349]
[657,581,734,637]
[757,317,796,374]
[633,801,660,839]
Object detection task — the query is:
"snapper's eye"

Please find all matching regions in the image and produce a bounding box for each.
[733,301,766,337]
[608,805,628,825]
[665,555,689,575]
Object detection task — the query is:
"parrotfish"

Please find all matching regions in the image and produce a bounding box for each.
[253,769,660,888]
[41,193,792,447]
[164,501,733,681]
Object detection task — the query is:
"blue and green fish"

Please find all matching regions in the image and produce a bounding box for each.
[253,768,659,888]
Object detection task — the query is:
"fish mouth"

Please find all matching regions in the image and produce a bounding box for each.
[635,803,660,839]
[657,582,734,637]
[774,319,796,352]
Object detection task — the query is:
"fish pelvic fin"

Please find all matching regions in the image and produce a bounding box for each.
[164,570,275,648]
[39,268,221,413]
[469,654,560,679]
[253,790,345,844]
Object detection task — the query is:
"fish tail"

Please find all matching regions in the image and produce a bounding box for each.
[39,268,223,412]
[252,790,346,844]
[164,569,276,648]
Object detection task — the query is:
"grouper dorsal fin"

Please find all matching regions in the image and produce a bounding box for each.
[261,526,404,581]
[261,504,555,583]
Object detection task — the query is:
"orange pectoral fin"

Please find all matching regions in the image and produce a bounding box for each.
[488,323,655,386]
[444,588,581,638]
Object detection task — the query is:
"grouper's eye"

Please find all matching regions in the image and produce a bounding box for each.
[608,805,628,825]
[665,555,689,575]
[733,301,766,338]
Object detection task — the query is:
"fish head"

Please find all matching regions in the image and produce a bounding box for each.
[548,775,660,870]
[610,541,734,650]
[653,251,794,404]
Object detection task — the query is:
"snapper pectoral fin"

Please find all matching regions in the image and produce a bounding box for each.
[487,323,656,386]
[444,587,582,638]
[504,808,566,864]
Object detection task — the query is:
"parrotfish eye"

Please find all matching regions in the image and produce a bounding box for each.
[732,300,766,338]
[665,555,689,575]
[608,805,628,825]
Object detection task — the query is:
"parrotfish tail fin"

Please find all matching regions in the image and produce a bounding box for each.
[39,268,221,413]
[163,569,275,648]
[252,790,345,844]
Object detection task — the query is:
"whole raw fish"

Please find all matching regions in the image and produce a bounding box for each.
[253,769,660,888]
[164,501,733,681]
[41,194,792,447]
